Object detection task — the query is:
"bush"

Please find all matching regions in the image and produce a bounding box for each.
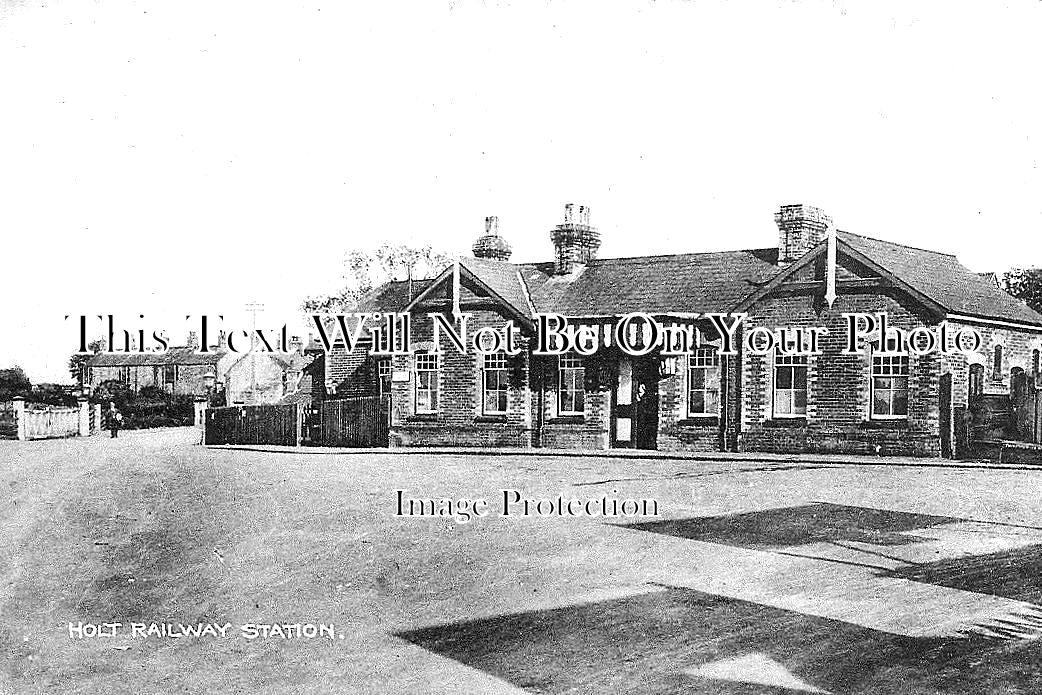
[0,366,31,401]
[29,384,78,407]
[91,383,194,430]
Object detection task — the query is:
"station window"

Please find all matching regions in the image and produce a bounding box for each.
[773,353,807,418]
[482,353,509,415]
[414,354,439,413]
[687,349,720,416]
[872,354,909,418]
[558,355,585,415]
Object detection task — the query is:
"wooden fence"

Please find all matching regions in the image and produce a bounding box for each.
[1023,384,1042,444]
[319,396,389,447]
[966,377,1042,461]
[204,403,303,446]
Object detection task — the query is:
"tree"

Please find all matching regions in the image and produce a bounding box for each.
[0,366,32,401]
[301,244,450,313]
[1002,268,1042,312]
[68,338,106,383]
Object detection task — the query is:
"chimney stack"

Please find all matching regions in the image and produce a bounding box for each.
[187,331,199,349]
[775,204,832,266]
[472,215,512,261]
[551,203,600,274]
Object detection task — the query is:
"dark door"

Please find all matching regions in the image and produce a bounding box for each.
[939,372,952,458]
[632,358,659,450]
[1011,368,1028,441]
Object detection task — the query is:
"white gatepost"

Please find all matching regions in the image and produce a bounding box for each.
[78,396,90,437]
[193,397,207,428]
[194,397,207,445]
[12,396,26,441]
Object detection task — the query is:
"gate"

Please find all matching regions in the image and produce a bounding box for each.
[22,407,80,440]
[1025,377,1042,444]
[319,396,389,447]
[0,402,15,439]
[205,403,302,446]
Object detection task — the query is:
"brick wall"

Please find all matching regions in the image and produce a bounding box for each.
[950,320,1042,402]
[389,309,536,448]
[740,292,943,456]
[656,352,735,453]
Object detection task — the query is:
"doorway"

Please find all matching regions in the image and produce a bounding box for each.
[612,357,659,449]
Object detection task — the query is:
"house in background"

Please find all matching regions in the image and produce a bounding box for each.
[977,272,1001,289]
[223,336,312,405]
[81,333,232,398]
[320,204,1042,457]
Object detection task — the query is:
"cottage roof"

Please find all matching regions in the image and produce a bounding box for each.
[85,346,226,367]
[225,350,312,375]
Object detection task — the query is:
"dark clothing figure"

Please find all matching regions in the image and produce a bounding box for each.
[107,405,123,438]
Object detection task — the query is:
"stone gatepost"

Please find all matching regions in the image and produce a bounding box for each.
[13,396,26,441]
[78,396,90,437]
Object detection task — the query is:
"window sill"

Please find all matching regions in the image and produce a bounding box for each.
[859,419,909,429]
[474,415,508,423]
[548,416,585,425]
[406,413,439,422]
[761,417,807,428]
[677,416,720,427]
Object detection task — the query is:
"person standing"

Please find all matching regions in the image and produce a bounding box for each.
[107,401,123,438]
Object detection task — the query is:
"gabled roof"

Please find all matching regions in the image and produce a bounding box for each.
[85,346,226,367]
[841,233,1041,326]
[357,231,1042,329]
[403,258,534,326]
[461,256,533,317]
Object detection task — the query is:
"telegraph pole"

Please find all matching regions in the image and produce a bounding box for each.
[245,302,265,401]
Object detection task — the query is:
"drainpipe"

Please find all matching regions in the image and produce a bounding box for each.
[535,358,545,448]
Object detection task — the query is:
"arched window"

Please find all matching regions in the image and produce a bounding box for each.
[969,363,984,398]
[993,344,1004,381]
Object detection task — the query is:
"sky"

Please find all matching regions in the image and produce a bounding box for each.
[2,0,1041,383]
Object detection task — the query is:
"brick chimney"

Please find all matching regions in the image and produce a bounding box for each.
[775,204,832,266]
[187,330,199,349]
[551,203,600,274]
[472,215,512,261]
